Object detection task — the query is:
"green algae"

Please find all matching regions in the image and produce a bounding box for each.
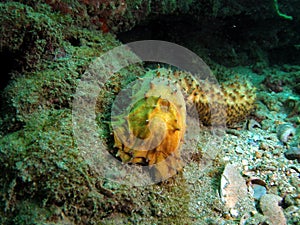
[0,1,122,134]
[0,109,93,222]
[0,2,63,70]
[0,2,196,223]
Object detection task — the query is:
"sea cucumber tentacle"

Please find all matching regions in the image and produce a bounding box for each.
[111,73,186,180]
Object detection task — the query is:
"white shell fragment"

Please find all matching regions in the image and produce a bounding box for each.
[277,123,296,143]
[220,163,249,209]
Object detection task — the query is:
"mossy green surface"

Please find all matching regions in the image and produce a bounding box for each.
[0,1,197,224]
[0,109,94,223]
[0,0,122,134]
[0,2,63,70]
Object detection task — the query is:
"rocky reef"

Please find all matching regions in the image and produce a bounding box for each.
[0,0,299,224]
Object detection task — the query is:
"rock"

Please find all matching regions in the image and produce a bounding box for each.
[246,177,267,200]
[260,194,287,225]
[252,184,267,200]
[284,147,300,162]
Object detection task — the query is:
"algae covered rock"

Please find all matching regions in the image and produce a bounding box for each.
[0,2,63,70]
[0,2,148,224]
[0,110,107,223]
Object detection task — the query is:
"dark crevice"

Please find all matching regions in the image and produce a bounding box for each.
[116,14,259,66]
[0,49,25,135]
[116,14,200,44]
[0,48,19,91]
[68,37,81,47]
[269,46,300,65]
[117,13,300,66]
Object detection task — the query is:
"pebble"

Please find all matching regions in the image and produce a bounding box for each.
[230,208,239,217]
[260,194,287,225]
[263,152,272,158]
[255,151,262,159]
[259,142,268,151]
[242,159,248,166]
[252,184,267,200]
[272,148,281,156]
[252,134,262,142]
[235,146,244,154]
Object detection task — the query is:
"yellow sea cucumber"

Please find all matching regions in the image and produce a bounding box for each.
[111,68,256,180]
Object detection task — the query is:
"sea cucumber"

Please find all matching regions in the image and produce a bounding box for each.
[112,68,256,180]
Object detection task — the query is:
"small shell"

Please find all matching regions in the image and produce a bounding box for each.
[247,119,261,131]
[277,123,296,143]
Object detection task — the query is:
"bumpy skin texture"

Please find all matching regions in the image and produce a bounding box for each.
[221,79,256,125]
[112,68,256,180]
[171,69,256,126]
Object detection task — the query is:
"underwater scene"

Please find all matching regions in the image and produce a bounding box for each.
[0,0,300,224]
